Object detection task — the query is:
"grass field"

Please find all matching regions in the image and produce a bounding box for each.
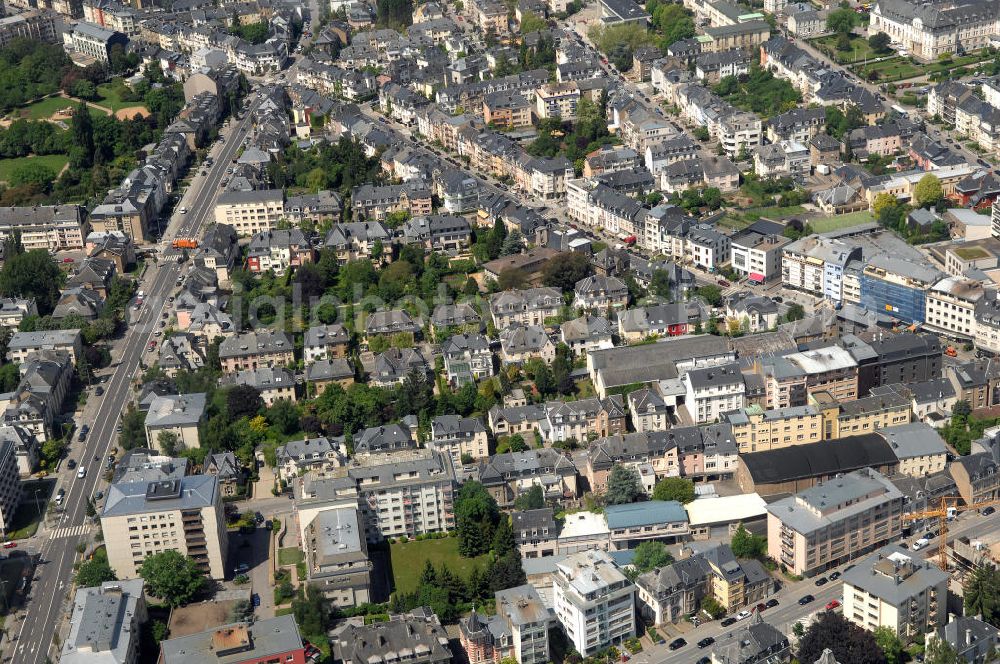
[19,96,76,120]
[0,154,69,182]
[810,35,883,64]
[811,210,875,232]
[855,57,925,81]
[390,536,490,594]
[96,81,137,112]
[277,547,303,566]
[745,205,807,220]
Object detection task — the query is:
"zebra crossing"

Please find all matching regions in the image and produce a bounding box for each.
[48,525,89,539]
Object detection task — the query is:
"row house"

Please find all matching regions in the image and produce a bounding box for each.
[566,181,647,236]
[296,58,377,100]
[351,182,433,221]
[324,221,391,263]
[766,106,826,144]
[540,395,627,444]
[489,287,563,328]
[675,83,762,158]
[246,229,314,274]
[218,330,294,372]
[477,449,578,507]
[488,403,547,438]
[427,415,490,466]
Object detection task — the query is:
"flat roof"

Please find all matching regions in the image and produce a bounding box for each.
[684,493,768,527]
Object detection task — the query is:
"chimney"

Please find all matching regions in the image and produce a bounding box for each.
[966,629,973,646]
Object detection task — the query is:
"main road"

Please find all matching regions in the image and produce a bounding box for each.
[7,90,265,664]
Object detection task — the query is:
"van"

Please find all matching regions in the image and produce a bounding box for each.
[912,538,929,550]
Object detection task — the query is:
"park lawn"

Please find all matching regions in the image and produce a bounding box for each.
[744,205,806,221]
[390,536,490,594]
[96,81,135,112]
[277,547,303,566]
[811,210,875,232]
[810,34,882,64]
[19,96,76,120]
[855,57,924,81]
[0,154,69,183]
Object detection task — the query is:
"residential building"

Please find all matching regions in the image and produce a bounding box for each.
[67,22,127,63]
[60,579,147,664]
[724,293,779,333]
[573,275,629,311]
[535,82,581,120]
[512,508,558,559]
[442,333,493,387]
[765,469,904,576]
[144,393,207,452]
[303,324,350,363]
[218,330,294,371]
[461,585,553,664]
[0,10,55,48]
[710,614,790,664]
[0,297,38,328]
[490,288,563,328]
[782,235,862,303]
[730,231,791,283]
[333,609,452,664]
[159,615,305,664]
[204,452,243,498]
[477,448,579,507]
[365,310,421,339]
[7,329,82,365]
[924,276,984,340]
[950,442,1000,505]
[927,616,1000,664]
[868,0,1000,61]
[560,315,615,356]
[723,404,823,454]
[627,389,670,433]
[842,545,949,639]
[0,425,38,477]
[275,437,347,482]
[428,415,490,466]
[553,550,636,656]
[605,500,689,549]
[245,229,314,274]
[500,324,556,364]
[299,504,372,606]
[324,222,392,262]
[213,189,285,236]
[369,348,430,387]
[540,395,627,444]
[684,362,746,424]
[0,441,20,536]
[219,367,296,406]
[102,475,228,579]
[402,214,473,252]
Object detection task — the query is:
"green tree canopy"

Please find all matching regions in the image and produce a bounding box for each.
[964,565,1000,626]
[606,464,642,505]
[455,480,501,557]
[869,31,891,53]
[139,550,206,607]
[513,484,545,510]
[0,248,63,314]
[652,477,696,503]
[797,611,887,664]
[75,556,117,587]
[731,524,768,559]
[631,541,673,573]
[827,7,858,34]
[915,173,943,208]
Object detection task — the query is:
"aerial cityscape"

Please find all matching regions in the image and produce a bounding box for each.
[0,0,996,661]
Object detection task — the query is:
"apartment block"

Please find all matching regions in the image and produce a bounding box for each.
[160,616,306,664]
[0,441,21,536]
[766,469,904,577]
[730,231,791,283]
[553,550,636,656]
[334,609,452,664]
[843,545,948,639]
[461,585,554,664]
[101,476,229,579]
[924,277,984,340]
[213,189,285,236]
[218,330,294,371]
[684,362,746,424]
[723,404,823,454]
[0,11,56,48]
[7,329,83,365]
[428,415,490,466]
[60,579,147,664]
[782,235,862,303]
[299,504,372,606]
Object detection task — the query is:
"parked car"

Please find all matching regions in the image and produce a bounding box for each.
[67,459,76,470]
[735,610,752,621]
[95,386,104,396]
[829,571,841,581]
[77,466,86,479]
[826,599,841,610]
[755,602,767,613]
[2,542,16,549]
[720,617,738,627]
[668,638,687,651]
[251,593,261,607]
[697,637,715,649]
[815,576,829,586]
[799,594,815,605]
[983,506,996,516]
[765,598,779,608]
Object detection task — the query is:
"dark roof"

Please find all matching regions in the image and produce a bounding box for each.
[740,435,897,484]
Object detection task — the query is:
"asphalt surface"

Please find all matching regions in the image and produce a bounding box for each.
[7,89,263,664]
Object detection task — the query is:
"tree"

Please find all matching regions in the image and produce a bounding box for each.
[631,541,673,573]
[76,557,117,587]
[797,611,888,664]
[695,285,723,307]
[455,480,501,557]
[69,103,94,168]
[652,477,696,503]
[923,636,962,664]
[487,550,527,592]
[519,11,547,33]
[731,524,768,559]
[873,627,904,664]
[952,399,972,419]
[869,31,891,53]
[500,229,524,256]
[542,252,593,291]
[498,268,529,291]
[227,385,264,419]
[8,162,55,190]
[605,464,642,505]
[139,550,206,607]
[785,303,805,322]
[827,7,858,34]
[0,249,64,314]
[157,431,179,456]
[649,269,674,299]
[118,405,148,450]
[964,565,1000,626]
[513,484,545,510]
[915,173,943,208]
[872,192,898,217]
[492,515,515,557]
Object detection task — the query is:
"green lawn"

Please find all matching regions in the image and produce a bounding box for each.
[390,536,490,594]
[96,81,141,112]
[810,35,883,64]
[810,210,875,232]
[18,96,76,120]
[744,205,807,221]
[277,547,303,566]
[855,57,925,81]
[0,154,69,182]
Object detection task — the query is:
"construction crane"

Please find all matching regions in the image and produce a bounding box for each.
[903,496,1000,571]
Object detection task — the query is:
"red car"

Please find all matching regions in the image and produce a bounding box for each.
[825,600,841,610]
[3,542,16,549]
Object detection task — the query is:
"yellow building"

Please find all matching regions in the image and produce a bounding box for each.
[809,391,911,439]
[723,404,823,454]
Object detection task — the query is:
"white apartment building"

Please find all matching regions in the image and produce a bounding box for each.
[842,545,948,639]
[101,475,229,579]
[765,469,904,577]
[924,277,984,340]
[428,415,490,466]
[61,579,147,664]
[535,82,581,120]
[688,225,731,271]
[683,362,746,424]
[731,231,791,283]
[553,550,636,657]
[782,235,862,303]
[213,189,285,236]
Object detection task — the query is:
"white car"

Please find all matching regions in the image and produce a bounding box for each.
[77,466,86,479]
[179,207,188,214]
[735,610,752,621]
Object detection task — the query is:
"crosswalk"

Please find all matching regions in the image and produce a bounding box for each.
[48,525,90,539]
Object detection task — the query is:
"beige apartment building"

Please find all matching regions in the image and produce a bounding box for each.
[723,404,822,454]
[535,82,581,120]
[842,545,948,640]
[213,189,285,236]
[765,469,904,577]
[810,391,912,439]
[101,475,228,580]
[218,330,295,372]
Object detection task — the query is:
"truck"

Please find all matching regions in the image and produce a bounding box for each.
[172,238,199,249]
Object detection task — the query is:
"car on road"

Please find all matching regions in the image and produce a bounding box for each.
[56,488,65,504]
[765,598,779,608]
[78,430,86,442]
[668,638,686,651]
[77,466,86,479]
[735,610,752,621]
[697,637,715,649]
[756,602,767,613]
[696,658,711,664]
[799,594,815,605]
[815,576,829,586]
[826,600,841,610]
[720,617,738,627]
[983,506,996,516]
[95,491,103,500]
[179,207,188,214]
[251,592,261,607]
[255,512,265,523]
[2,542,16,549]
[718,279,730,287]
[95,386,104,396]
[154,330,162,337]
[829,571,841,581]
[67,459,76,470]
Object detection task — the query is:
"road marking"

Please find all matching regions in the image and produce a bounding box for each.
[47,525,90,539]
